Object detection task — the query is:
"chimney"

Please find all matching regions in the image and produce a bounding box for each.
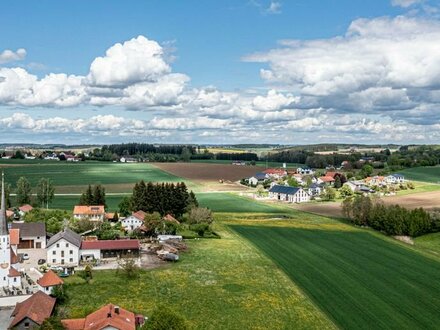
[115,306,120,314]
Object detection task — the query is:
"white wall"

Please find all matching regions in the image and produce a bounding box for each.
[80,249,100,261]
[47,238,80,266]
[121,216,143,232]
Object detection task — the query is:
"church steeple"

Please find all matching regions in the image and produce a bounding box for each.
[0,172,8,235]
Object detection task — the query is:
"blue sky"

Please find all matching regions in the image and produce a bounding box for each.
[1,0,440,144]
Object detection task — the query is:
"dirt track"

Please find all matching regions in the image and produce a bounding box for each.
[293,191,440,218]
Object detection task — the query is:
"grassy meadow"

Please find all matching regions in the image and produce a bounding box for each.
[63,224,334,330]
[398,166,440,184]
[231,224,440,329]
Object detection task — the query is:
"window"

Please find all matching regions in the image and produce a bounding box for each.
[24,321,30,328]
[56,243,60,248]
[13,278,16,282]
[70,258,73,262]
[70,250,73,255]
[61,259,64,264]
[61,251,64,257]
[52,251,56,255]
[52,259,56,263]
[66,243,69,247]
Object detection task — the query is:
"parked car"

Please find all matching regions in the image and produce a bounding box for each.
[22,253,29,260]
[37,259,46,265]
[59,272,70,278]
[49,265,63,272]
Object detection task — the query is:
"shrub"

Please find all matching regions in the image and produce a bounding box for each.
[143,306,188,330]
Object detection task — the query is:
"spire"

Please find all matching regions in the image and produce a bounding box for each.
[0,172,8,235]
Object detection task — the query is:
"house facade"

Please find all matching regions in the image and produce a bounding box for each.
[37,269,63,295]
[46,228,82,267]
[269,185,311,203]
[121,211,146,232]
[80,239,140,261]
[73,205,105,222]
[386,174,405,184]
[10,222,46,249]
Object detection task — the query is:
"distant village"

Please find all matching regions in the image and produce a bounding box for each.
[243,162,408,204]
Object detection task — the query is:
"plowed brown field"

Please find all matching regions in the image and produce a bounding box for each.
[154,163,264,182]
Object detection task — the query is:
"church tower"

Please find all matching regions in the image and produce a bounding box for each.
[0,172,11,287]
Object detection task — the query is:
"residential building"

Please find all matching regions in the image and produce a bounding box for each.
[62,303,142,330]
[80,239,140,261]
[344,181,374,193]
[8,291,56,329]
[10,222,46,249]
[386,174,405,184]
[248,172,269,186]
[268,185,311,203]
[121,211,146,232]
[297,167,314,175]
[37,270,63,295]
[263,168,287,179]
[73,205,105,222]
[365,176,386,187]
[46,228,82,267]
[319,176,335,185]
[308,183,324,197]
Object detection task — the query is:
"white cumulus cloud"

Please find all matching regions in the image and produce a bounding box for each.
[0,48,26,64]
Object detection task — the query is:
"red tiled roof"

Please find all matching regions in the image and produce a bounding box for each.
[325,172,338,178]
[9,228,20,245]
[11,249,19,265]
[163,214,180,224]
[263,168,286,175]
[10,291,56,328]
[8,267,20,277]
[6,210,14,218]
[37,270,64,287]
[105,212,115,220]
[73,205,105,215]
[62,304,135,330]
[320,176,335,182]
[81,239,140,251]
[19,204,33,212]
[132,210,147,221]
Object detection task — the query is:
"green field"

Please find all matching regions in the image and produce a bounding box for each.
[63,224,334,329]
[48,195,126,211]
[197,193,288,213]
[1,162,186,193]
[232,225,440,329]
[191,159,305,168]
[398,166,440,184]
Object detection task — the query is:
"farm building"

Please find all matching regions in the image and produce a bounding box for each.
[10,222,46,249]
[307,183,324,197]
[269,185,311,203]
[46,228,82,267]
[121,210,146,232]
[73,205,105,222]
[80,239,140,261]
[248,172,269,185]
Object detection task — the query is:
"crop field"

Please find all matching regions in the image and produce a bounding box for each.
[62,224,334,330]
[155,162,265,182]
[232,225,440,329]
[398,166,440,184]
[48,194,126,211]
[0,162,186,193]
[191,159,305,168]
[198,193,287,213]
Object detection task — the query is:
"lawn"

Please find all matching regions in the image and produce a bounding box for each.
[62,224,334,330]
[232,225,440,330]
[415,232,440,257]
[0,162,186,193]
[398,166,440,184]
[197,193,288,213]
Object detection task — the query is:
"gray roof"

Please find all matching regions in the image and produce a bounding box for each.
[269,185,300,195]
[11,222,46,238]
[0,172,7,236]
[47,228,81,248]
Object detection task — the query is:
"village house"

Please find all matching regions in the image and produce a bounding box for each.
[80,239,140,261]
[62,303,143,330]
[308,183,324,197]
[318,175,335,185]
[120,157,137,163]
[263,168,287,179]
[18,204,33,216]
[365,176,387,187]
[37,269,63,295]
[73,205,106,222]
[296,167,314,175]
[248,172,269,186]
[269,185,311,203]
[46,228,82,268]
[8,291,56,329]
[10,222,46,249]
[386,174,405,184]
[121,210,146,232]
[344,181,374,193]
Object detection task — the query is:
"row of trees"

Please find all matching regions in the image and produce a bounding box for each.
[2,177,55,208]
[119,181,198,218]
[342,195,438,237]
[78,184,107,208]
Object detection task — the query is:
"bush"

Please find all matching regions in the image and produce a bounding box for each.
[188,207,213,225]
[143,306,188,330]
[189,223,210,237]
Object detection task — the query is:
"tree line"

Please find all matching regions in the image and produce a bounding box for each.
[119,180,198,218]
[1,177,55,209]
[342,195,439,237]
[78,184,107,208]
[102,143,197,156]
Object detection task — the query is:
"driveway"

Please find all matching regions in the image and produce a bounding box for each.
[16,248,46,271]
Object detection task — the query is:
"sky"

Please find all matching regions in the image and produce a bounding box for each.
[1,0,440,145]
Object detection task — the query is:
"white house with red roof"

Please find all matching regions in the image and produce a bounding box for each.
[263,168,287,179]
[121,210,146,232]
[37,269,63,294]
[73,205,105,222]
